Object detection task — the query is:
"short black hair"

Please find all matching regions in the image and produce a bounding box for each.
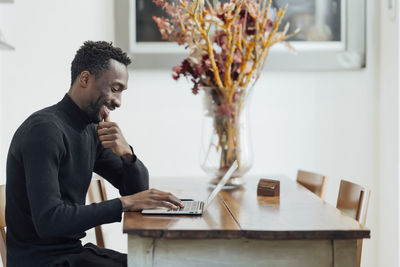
[70,41,131,87]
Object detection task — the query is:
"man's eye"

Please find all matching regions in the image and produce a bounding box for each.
[111,87,118,92]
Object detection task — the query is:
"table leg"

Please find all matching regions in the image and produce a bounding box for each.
[128,235,154,266]
[333,240,358,267]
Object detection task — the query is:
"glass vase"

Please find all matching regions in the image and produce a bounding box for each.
[200,86,253,187]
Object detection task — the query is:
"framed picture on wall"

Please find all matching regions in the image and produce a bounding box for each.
[115,0,366,70]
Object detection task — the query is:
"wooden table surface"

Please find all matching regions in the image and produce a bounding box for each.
[123,176,370,240]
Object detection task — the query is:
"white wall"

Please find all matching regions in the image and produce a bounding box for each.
[0,54,2,171]
[378,0,400,266]
[0,5,5,184]
[0,0,386,266]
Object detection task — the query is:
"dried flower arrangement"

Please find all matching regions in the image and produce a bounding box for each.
[153,0,298,180]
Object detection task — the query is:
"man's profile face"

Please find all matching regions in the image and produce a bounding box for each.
[86,59,129,123]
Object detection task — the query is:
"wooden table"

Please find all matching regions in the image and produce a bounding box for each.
[123,176,370,267]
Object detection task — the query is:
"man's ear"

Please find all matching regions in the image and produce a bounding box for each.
[78,71,91,88]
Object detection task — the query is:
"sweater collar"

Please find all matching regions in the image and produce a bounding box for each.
[57,94,92,130]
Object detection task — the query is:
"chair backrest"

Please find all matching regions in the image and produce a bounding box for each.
[296,170,327,198]
[0,185,6,267]
[336,179,371,267]
[336,180,370,225]
[87,176,107,248]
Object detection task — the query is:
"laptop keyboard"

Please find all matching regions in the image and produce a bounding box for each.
[170,201,201,212]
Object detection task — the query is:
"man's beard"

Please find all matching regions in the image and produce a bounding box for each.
[86,97,104,123]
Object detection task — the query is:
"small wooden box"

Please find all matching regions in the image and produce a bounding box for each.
[257,178,280,197]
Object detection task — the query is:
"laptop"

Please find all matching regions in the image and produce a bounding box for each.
[141,160,238,215]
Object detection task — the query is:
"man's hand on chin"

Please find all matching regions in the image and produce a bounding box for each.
[97,116,133,162]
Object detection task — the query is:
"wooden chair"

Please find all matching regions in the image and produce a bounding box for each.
[87,176,107,248]
[336,180,371,267]
[0,185,6,267]
[296,170,327,198]
[0,180,109,266]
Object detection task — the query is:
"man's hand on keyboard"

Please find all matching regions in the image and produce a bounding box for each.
[120,189,184,211]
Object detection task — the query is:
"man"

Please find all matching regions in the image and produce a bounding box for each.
[6,41,183,267]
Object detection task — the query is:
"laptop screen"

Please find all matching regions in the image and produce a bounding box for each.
[204,160,238,209]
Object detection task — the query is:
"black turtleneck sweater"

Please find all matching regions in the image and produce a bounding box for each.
[6,94,149,267]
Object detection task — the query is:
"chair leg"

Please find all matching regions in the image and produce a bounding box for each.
[94,226,105,248]
[0,229,6,267]
[357,239,363,267]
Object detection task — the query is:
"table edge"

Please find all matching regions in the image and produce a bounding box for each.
[123,228,370,240]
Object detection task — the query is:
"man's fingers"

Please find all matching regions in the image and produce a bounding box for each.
[97,127,118,136]
[98,121,118,129]
[98,134,118,142]
[150,190,184,208]
[101,141,117,148]
[166,194,184,208]
[159,201,178,210]
[105,113,110,122]
[140,199,178,211]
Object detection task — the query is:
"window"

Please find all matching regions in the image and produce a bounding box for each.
[115,0,366,70]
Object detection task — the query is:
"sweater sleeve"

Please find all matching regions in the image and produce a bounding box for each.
[93,139,149,196]
[21,122,122,239]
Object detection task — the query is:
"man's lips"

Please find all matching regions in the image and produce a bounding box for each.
[104,102,115,111]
